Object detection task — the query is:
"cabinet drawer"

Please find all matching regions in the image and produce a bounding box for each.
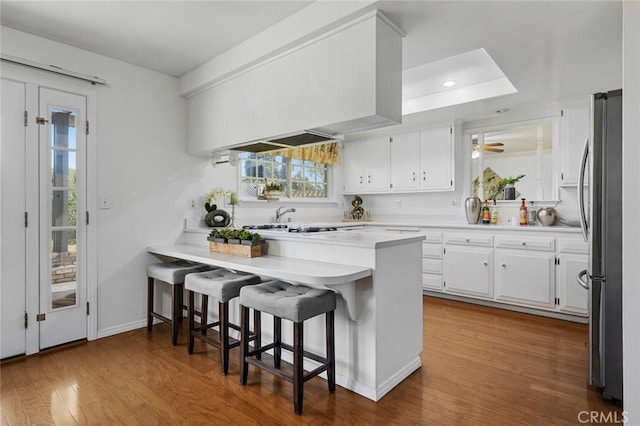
[422,258,442,275]
[422,274,443,291]
[422,243,442,259]
[444,233,493,247]
[558,238,588,254]
[495,236,555,251]
[423,231,443,244]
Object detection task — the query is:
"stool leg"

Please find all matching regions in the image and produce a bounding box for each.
[147,277,154,332]
[177,283,184,324]
[239,305,250,385]
[293,321,304,415]
[201,295,209,336]
[187,290,195,354]
[326,310,336,392]
[254,310,261,361]
[274,316,282,369]
[171,284,182,346]
[219,301,230,375]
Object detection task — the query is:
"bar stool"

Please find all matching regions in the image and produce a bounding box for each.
[185,269,262,375]
[146,260,211,345]
[239,280,336,415]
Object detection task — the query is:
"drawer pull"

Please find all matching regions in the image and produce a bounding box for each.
[465,238,470,243]
[483,261,488,266]
[501,263,507,268]
[521,242,527,246]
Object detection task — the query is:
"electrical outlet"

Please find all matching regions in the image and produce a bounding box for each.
[101,196,110,209]
[450,198,459,207]
[395,199,401,208]
[189,198,196,209]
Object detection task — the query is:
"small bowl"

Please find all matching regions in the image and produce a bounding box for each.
[536,208,556,226]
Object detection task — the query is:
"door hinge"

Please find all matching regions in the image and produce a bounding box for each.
[86,211,90,225]
[561,173,564,181]
[24,312,28,329]
[555,257,560,265]
[86,120,90,135]
[86,302,90,316]
[390,137,393,143]
[560,109,564,117]
[443,248,446,254]
[35,116,49,125]
[390,183,393,189]
[450,179,453,186]
[443,281,446,288]
[24,212,28,228]
[24,111,28,126]
[450,126,453,134]
[36,313,46,321]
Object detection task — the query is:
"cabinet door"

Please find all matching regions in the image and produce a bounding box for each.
[557,254,589,315]
[422,274,443,291]
[560,98,590,186]
[443,246,493,298]
[494,250,555,308]
[419,126,453,190]
[390,132,420,190]
[364,136,390,191]
[342,141,365,193]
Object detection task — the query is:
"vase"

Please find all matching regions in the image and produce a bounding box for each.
[464,197,482,224]
[504,184,516,200]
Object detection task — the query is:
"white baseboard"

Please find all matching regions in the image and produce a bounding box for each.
[375,357,422,401]
[96,319,147,339]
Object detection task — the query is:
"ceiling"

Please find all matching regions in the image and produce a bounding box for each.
[0,1,623,124]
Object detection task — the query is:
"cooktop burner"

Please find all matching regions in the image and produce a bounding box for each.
[287,226,338,233]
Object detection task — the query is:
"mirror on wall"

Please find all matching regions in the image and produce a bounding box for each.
[470,120,555,201]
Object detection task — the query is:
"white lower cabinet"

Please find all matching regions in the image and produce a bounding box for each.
[557,254,589,315]
[443,246,493,298]
[421,234,443,291]
[494,250,556,308]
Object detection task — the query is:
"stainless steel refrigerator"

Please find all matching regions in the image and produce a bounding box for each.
[577,89,623,402]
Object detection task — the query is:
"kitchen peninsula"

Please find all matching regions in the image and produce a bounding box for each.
[148,228,425,401]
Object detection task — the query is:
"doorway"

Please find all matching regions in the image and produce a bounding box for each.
[1,79,91,358]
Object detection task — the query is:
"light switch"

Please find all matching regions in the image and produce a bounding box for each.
[101,196,110,209]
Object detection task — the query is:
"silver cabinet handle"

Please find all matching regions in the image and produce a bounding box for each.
[412,172,416,182]
[368,175,371,184]
[423,171,426,181]
[501,263,507,268]
[577,269,590,290]
[482,260,488,266]
[359,176,363,184]
[521,241,527,246]
[465,238,470,242]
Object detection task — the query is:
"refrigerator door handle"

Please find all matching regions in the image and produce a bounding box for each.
[577,269,590,290]
[578,136,589,242]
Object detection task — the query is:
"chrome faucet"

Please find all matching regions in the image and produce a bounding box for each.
[275,206,296,223]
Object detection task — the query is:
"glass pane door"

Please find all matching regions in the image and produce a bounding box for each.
[50,110,78,310]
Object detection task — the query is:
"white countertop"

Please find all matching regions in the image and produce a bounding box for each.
[147,243,372,286]
[360,221,583,233]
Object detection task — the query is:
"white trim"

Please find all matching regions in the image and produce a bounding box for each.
[96,320,147,340]
[374,357,422,401]
[0,54,107,86]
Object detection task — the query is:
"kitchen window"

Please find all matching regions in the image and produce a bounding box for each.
[239,153,330,200]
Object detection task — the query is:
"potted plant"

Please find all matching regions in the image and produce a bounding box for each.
[208,229,227,243]
[500,174,525,200]
[263,181,282,201]
[240,230,264,246]
[227,229,242,244]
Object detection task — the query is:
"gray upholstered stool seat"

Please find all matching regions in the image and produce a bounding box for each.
[239,280,336,415]
[185,269,261,375]
[146,260,211,346]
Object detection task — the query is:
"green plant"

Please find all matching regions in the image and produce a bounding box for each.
[239,230,253,241]
[251,232,262,242]
[501,174,525,185]
[265,181,282,192]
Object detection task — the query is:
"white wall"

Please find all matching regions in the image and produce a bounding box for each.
[622,0,640,418]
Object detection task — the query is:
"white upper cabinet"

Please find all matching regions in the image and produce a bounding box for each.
[343,137,390,193]
[187,11,403,155]
[560,97,591,186]
[390,132,420,190]
[419,126,454,191]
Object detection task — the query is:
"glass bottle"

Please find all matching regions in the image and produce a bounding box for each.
[519,198,528,226]
[482,199,490,224]
[528,201,537,225]
[490,200,498,225]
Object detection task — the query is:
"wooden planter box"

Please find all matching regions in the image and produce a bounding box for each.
[207,239,262,258]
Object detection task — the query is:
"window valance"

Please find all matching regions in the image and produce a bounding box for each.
[268,142,340,165]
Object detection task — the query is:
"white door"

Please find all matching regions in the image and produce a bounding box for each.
[443,246,493,298]
[390,132,420,190]
[558,254,589,315]
[364,136,390,192]
[1,79,28,358]
[494,250,556,308]
[38,88,88,349]
[342,141,365,193]
[419,126,453,190]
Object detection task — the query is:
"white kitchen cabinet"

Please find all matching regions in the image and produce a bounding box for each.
[422,241,443,291]
[390,131,420,190]
[557,254,589,315]
[494,250,556,308]
[560,98,590,186]
[343,137,390,193]
[443,246,493,298]
[388,126,454,192]
[419,126,454,191]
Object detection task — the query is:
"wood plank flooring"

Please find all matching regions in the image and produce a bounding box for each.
[1,297,621,425]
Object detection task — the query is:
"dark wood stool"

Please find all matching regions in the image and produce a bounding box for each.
[146,260,210,345]
[239,280,336,415]
[185,269,262,374]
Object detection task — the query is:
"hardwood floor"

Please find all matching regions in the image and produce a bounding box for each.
[1,297,620,425]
